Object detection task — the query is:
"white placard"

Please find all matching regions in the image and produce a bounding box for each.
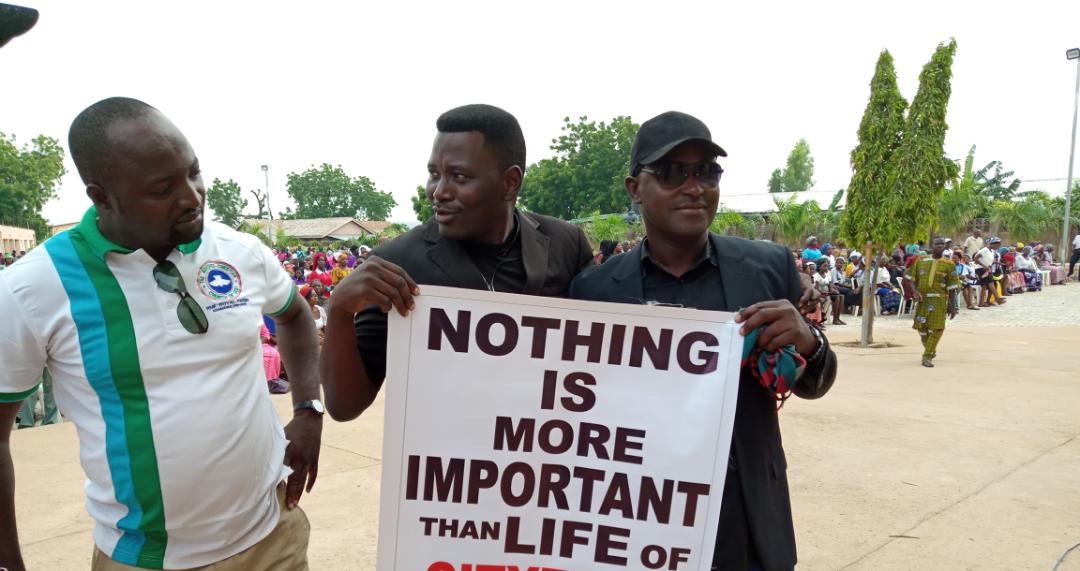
[377,285,741,571]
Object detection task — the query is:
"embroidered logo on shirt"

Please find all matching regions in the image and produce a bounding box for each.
[197,261,242,301]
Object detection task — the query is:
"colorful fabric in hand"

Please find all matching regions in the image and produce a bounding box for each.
[741,326,808,411]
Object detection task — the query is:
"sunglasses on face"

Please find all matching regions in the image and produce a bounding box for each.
[638,161,724,190]
[152,261,209,334]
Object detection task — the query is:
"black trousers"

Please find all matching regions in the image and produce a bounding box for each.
[1070,249,1080,278]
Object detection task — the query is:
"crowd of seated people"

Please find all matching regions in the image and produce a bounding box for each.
[793,233,1069,329]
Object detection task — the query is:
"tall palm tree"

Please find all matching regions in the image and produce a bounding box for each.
[989,192,1058,241]
[938,146,989,237]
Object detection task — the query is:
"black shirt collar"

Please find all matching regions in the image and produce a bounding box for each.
[640,236,718,276]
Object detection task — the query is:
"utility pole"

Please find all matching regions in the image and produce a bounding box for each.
[1059,48,1079,263]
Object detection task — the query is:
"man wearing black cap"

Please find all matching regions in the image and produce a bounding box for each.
[570,111,837,571]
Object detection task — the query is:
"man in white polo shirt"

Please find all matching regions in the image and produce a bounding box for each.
[0,97,322,571]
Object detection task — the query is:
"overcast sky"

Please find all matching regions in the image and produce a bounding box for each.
[3,1,1079,226]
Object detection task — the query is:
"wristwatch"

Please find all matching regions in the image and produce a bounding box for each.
[803,323,827,363]
[293,399,326,416]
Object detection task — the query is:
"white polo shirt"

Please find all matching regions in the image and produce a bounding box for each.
[0,207,297,569]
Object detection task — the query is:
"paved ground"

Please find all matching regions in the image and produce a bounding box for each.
[9,283,1080,570]
[828,281,1079,332]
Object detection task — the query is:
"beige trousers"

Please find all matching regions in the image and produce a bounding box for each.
[91,485,309,571]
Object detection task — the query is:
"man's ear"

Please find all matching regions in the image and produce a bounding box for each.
[625,176,641,204]
[86,183,114,213]
[502,165,524,202]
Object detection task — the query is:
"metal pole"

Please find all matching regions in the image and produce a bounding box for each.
[1061,57,1079,268]
[262,165,273,246]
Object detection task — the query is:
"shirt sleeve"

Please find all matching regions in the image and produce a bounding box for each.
[0,275,47,402]
[257,242,297,317]
[354,305,388,387]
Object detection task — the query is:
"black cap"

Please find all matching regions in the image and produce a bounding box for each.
[0,4,39,48]
[630,111,727,175]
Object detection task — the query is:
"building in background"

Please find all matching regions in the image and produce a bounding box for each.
[241,217,389,243]
[0,224,36,254]
[50,222,78,236]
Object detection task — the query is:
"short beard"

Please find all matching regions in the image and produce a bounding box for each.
[168,220,204,247]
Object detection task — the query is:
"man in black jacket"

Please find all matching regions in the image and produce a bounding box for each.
[569,111,838,571]
[320,104,594,421]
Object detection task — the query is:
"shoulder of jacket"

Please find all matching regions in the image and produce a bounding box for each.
[371,223,428,262]
[523,211,583,237]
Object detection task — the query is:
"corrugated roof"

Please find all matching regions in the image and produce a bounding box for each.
[243,217,393,239]
[243,217,360,239]
[357,220,393,234]
[717,189,846,213]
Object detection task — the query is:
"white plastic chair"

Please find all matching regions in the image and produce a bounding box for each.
[853,287,882,317]
[897,277,917,318]
[1037,270,1050,290]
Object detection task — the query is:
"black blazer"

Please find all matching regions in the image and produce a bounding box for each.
[569,233,837,571]
[354,210,595,383]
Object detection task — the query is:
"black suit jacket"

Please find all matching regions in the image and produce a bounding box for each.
[568,233,837,571]
[354,210,595,384]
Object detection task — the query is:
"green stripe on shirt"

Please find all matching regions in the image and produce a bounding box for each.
[0,384,40,403]
[69,233,169,568]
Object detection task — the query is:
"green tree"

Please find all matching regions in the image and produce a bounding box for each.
[380,222,412,240]
[989,191,1059,241]
[839,49,909,347]
[584,212,629,244]
[767,139,815,193]
[817,189,845,240]
[976,160,1021,202]
[282,163,396,220]
[783,139,815,193]
[206,178,248,228]
[0,132,66,240]
[767,169,784,193]
[411,185,433,223]
[1051,182,1080,235]
[519,116,639,219]
[843,41,958,347]
[239,221,272,247]
[840,50,909,251]
[887,39,958,244]
[938,146,990,237]
[710,209,745,235]
[770,195,823,246]
[710,209,762,239]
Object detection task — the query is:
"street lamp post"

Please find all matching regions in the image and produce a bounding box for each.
[1061,48,1079,269]
[261,164,273,246]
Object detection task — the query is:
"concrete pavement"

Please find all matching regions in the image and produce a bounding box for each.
[8,284,1080,570]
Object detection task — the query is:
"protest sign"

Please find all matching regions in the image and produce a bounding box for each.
[377,285,742,571]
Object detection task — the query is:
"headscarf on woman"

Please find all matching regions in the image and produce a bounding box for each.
[331,253,351,286]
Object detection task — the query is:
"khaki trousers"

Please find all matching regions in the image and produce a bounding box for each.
[91,484,309,571]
